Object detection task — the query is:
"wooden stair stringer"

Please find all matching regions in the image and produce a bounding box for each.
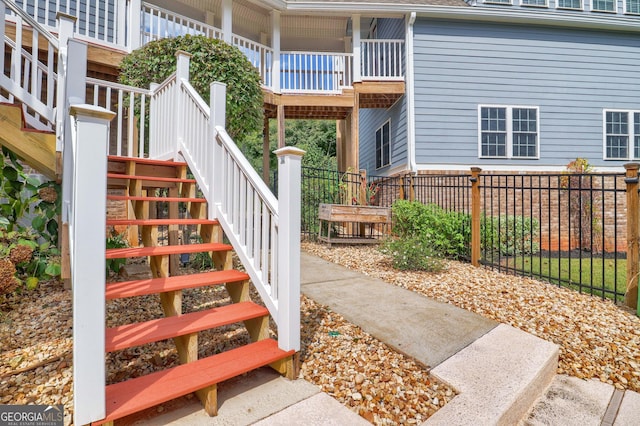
[0,103,56,179]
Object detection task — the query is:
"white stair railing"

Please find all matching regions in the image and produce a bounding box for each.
[0,0,59,127]
[148,52,303,352]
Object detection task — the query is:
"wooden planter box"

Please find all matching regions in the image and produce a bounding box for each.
[318,203,392,246]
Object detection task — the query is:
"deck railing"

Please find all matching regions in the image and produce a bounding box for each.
[141,2,222,45]
[361,39,405,80]
[0,0,61,129]
[280,51,353,93]
[147,52,302,352]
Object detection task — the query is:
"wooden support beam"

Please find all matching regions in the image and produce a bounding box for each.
[277,104,285,149]
[195,385,218,416]
[263,116,270,184]
[269,353,300,380]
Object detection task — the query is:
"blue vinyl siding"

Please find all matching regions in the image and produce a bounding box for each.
[359,18,408,175]
[360,97,408,175]
[412,19,640,168]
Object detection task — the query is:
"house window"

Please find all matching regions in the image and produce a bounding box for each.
[592,0,616,11]
[557,0,582,9]
[604,110,640,160]
[626,0,640,13]
[376,121,391,169]
[522,0,548,6]
[479,106,539,159]
[484,0,512,4]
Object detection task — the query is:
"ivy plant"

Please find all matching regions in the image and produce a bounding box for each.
[119,35,263,143]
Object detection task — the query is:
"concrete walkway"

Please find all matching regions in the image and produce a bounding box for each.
[134,251,640,425]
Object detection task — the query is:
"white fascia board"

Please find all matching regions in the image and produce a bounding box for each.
[260,2,640,33]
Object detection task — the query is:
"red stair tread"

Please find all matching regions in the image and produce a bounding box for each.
[106,218,218,226]
[107,155,187,167]
[107,195,206,203]
[107,173,196,184]
[106,301,268,352]
[106,243,231,259]
[106,270,249,300]
[98,339,294,424]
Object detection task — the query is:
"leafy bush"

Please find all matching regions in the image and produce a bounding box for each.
[481,214,539,256]
[390,200,470,259]
[119,35,263,143]
[106,231,128,277]
[0,229,61,295]
[380,236,445,272]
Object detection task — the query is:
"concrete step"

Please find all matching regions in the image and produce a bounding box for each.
[521,374,640,426]
[424,324,559,426]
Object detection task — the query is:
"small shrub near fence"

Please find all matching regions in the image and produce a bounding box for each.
[295,164,640,310]
[482,214,540,256]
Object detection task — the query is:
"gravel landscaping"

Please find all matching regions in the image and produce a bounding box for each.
[302,242,640,394]
[2,243,639,425]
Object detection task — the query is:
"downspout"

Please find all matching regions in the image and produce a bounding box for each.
[406,12,417,173]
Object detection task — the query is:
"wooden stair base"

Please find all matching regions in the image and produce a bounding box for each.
[106,301,269,351]
[106,270,250,300]
[106,218,218,227]
[94,339,294,425]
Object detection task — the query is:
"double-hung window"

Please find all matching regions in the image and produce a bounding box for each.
[592,0,616,11]
[604,110,640,160]
[376,120,391,169]
[557,0,582,9]
[522,0,548,7]
[626,0,640,13]
[479,106,539,159]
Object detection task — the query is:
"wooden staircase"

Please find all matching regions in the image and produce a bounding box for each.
[97,155,296,425]
[0,103,57,179]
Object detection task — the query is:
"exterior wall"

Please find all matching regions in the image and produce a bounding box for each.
[412,18,640,170]
[477,0,635,16]
[359,18,409,176]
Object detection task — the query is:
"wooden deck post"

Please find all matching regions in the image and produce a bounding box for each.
[624,163,639,314]
[470,167,482,267]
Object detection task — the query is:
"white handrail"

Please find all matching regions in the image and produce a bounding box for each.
[0,1,60,125]
[141,2,223,45]
[86,77,151,158]
[147,52,301,351]
[361,39,405,80]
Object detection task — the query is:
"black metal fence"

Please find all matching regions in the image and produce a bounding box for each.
[478,172,627,302]
[282,165,634,304]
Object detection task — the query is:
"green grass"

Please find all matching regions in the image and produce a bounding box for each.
[499,255,626,301]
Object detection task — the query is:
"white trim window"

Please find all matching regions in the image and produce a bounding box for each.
[479,105,539,159]
[522,0,548,7]
[557,0,583,9]
[592,0,616,12]
[626,0,640,13]
[603,110,640,160]
[376,120,391,169]
[483,0,513,4]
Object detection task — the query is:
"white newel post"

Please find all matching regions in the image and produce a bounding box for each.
[70,105,115,425]
[275,147,305,352]
[175,51,191,158]
[210,82,227,216]
[127,0,141,50]
[352,14,361,83]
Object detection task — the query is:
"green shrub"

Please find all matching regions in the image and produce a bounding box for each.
[119,35,263,143]
[380,236,445,272]
[481,214,539,256]
[106,231,128,277]
[390,200,470,259]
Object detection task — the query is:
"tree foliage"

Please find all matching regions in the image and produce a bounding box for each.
[119,35,263,142]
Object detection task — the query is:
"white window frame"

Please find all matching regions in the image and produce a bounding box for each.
[478,105,540,160]
[591,0,617,12]
[602,109,640,160]
[482,0,514,5]
[521,0,549,8]
[625,0,640,14]
[556,0,583,10]
[375,120,391,169]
